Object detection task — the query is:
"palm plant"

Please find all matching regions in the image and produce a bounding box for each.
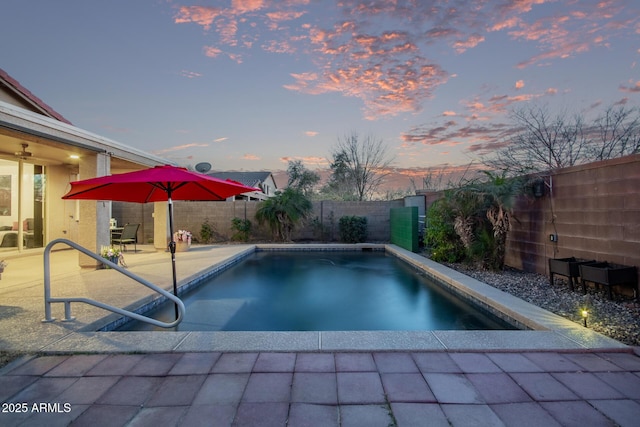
[471,171,523,269]
[255,188,312,242]
[450,187,484,253]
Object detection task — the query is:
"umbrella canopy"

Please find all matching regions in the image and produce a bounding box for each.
[62,164,259,320]
[62,164,259,202]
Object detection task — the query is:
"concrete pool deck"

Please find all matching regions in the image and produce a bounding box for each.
[2,243,640,425]
[0,243,632,353]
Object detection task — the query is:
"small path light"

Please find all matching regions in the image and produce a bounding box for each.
[581,309,589,327]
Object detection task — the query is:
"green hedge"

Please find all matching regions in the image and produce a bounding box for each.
[339,216,368,243]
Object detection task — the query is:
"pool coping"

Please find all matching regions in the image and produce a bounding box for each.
[34,243,629,354]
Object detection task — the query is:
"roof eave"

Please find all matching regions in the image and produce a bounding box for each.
[0,100,172,167]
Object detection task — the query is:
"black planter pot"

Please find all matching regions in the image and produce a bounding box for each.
[579,262,638,300]
[548,257,596,290]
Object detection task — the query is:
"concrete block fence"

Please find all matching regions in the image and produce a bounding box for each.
[113,199,404,245]
[113,153,640,289]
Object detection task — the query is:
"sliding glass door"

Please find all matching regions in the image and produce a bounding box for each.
[0,159,45,252]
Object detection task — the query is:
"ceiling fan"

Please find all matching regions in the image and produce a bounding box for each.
[14,143,33,159]
[0,142,61,165]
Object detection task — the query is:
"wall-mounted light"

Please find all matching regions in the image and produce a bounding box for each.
[532,179,545,198]
[69,154,80,160]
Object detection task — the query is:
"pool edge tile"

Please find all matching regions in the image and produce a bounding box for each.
[175,331,320,352]
[320,331,445,351]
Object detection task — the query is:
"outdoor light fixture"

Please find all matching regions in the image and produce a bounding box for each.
[532,179,545,198]
[69,154,80,159]
[581,309,589,327]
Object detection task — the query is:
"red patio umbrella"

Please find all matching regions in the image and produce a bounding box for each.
[62,165,259,318]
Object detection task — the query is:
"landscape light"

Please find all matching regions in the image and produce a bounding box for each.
[581,309,589,327]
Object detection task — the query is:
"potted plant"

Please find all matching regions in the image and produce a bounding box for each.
[174,229,192,252]
[0,259,6,279]
[100,246,122,268]
[548,257,596,290]
[579,262,638,300]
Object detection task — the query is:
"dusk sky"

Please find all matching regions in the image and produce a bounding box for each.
[2,0,639,188]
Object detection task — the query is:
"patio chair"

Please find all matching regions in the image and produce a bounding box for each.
[112,223,140,252]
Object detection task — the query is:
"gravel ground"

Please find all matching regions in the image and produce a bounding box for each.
[444,262,640,347]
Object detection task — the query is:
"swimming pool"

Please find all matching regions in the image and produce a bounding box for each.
[118,250,515,332]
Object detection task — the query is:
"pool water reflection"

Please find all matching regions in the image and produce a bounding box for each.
[118,251,515,331]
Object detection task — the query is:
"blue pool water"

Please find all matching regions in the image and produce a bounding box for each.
[118,251,515,331]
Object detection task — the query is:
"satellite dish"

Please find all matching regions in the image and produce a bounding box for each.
[195,162,212,173]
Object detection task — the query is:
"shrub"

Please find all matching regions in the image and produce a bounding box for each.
[231,217,252,242]
[469,226,498,269]
[200,219,216,243]
[424,197,465,263]
[338,215,368,243]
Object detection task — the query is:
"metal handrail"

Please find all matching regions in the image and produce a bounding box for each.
[43,238,185,328]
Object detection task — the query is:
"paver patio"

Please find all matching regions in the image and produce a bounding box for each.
[2,350,640,426]
[2,244,640,426]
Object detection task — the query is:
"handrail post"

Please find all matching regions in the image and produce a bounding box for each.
[63,301,75,321]
[42,239,55,322]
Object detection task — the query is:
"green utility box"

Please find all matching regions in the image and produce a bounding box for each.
[390,207,419,252]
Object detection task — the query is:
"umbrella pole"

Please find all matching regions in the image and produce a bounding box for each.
[167,196,179,320]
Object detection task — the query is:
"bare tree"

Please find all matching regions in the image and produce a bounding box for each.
[589,105,640,161]
[324,132,394,201]
[485,104,640,175]
[485,106,588,175]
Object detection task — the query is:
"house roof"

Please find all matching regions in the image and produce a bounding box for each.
[207,171,275,189]
[0,67,72,125]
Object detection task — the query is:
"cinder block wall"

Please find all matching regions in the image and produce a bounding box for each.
[172,201,273,242]
[111,203,152,244]
[114,199,404,244]
[506,153,640,283]
[297,200,404,241]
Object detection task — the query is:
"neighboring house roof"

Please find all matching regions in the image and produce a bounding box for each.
[207,171,275,189]
[0,67,72,125]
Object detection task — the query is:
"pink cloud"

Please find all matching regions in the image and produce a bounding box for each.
[619,80,640,93]
[386,164,487,188]
[175,0,638,121]
[243,153,261,160]
[203,46,222,58]
[174,6,222,31]
[506,1,634,68]
[231,0,265,14]
[443,111,456,116]
[305,131,318,136]
[280,156,328,166]
[179,70,202,79]
[453,33,485,53]
[489,16,521,32]
[262,39,297,54]
[401,113,516,157]
[466,140,512,155]
[266,10,306,22]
